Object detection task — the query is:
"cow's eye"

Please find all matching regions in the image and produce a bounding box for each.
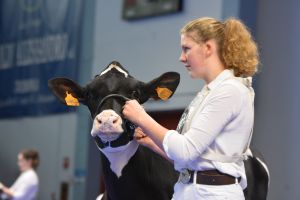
[85,91,92,100]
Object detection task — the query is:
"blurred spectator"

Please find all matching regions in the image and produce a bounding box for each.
[0,149,39,200]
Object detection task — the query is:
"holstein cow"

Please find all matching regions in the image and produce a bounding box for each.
[48,61,269,200]
[49,61,180,200]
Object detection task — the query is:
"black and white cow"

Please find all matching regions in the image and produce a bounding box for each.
[244,149,270,200]
[48,61,180,200]
[48,61,269,200]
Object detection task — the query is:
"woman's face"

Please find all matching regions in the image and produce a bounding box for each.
[179,33,208,79]
[18,153,32,172]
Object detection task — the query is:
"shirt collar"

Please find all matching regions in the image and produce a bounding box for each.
[206,69,234,91]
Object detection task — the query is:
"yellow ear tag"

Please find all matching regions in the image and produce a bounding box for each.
[155,87,173,100]
[65,91,80,106]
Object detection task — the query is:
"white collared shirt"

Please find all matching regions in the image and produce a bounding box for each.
[163,69,254,189]
[9,169,39,200]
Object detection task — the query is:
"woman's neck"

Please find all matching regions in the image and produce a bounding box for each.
[21,167,32,173]
[203,66,225,84]
[203,55,226,84]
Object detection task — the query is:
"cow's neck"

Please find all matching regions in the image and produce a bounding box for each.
[99,140,139,178]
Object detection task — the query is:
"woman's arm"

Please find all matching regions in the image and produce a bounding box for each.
[123,84,244,164]
[123,100,169,150]
[134,127,173,162]
[0,183,14,198]
[1,172,39,200]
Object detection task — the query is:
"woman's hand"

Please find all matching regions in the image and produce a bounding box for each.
[134,127,172,162]
[123,100,147,126]
[134,127,155,148]
[0,182,14,197]
[123,100,170,160]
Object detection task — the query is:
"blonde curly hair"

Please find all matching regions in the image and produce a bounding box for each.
[180,17,259,77]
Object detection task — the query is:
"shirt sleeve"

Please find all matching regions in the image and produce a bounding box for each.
[12,183,29,200]
[11,174,38,200]
[162,84,243,165]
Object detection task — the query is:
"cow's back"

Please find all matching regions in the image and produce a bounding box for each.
[101,146,178,200]
[244,149,269,200]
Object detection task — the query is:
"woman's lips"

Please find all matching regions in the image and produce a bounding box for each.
[185,65,191,70]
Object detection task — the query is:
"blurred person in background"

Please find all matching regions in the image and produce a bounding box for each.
[0,149,39,200]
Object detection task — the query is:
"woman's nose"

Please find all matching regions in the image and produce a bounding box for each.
[179,52,187,63]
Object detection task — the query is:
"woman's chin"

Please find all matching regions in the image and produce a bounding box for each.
[188,71,198,79]
[187,70,205,79]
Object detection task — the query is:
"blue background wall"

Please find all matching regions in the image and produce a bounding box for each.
[253,0,300,199]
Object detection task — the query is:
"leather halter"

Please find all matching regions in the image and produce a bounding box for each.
[94,94,137,148]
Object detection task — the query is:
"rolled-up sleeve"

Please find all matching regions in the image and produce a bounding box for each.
[162,84,242,165]
[10,171,38,200]
[162,129,178,159]
[12,182,36,200]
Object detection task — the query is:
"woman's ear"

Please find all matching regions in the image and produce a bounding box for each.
[28,159,34,168]
[204,40,217,57]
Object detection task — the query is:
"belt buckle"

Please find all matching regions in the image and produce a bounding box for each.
[179,169,191,184]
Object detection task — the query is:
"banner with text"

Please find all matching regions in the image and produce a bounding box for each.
[0,0,82,118]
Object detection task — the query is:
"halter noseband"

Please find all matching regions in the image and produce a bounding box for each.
[94,94,137,148]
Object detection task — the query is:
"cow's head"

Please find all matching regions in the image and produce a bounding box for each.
[48,61,180,150]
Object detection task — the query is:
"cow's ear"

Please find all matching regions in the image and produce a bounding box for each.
[144,72,180,101]
[48,78,85,106]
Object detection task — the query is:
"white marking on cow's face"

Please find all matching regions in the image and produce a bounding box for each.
[92,109,139,178]
[91,109,124,143]
[96,194,104,200]
[98,140,139,178]
[100,63,128,78]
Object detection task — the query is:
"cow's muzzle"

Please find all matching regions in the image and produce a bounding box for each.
[92,94,137,148]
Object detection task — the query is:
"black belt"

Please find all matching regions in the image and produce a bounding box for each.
[179,169,241,185]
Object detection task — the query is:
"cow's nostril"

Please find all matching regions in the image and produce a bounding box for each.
[97,118,102,124]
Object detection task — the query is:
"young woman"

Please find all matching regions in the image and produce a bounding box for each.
[0,149,39,200]
[123,17,258,199]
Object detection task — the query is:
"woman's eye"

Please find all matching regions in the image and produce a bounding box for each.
[182,46,190,53]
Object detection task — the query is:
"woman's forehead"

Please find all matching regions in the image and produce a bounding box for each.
[18,153,24,159]
[181,34,198,45]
